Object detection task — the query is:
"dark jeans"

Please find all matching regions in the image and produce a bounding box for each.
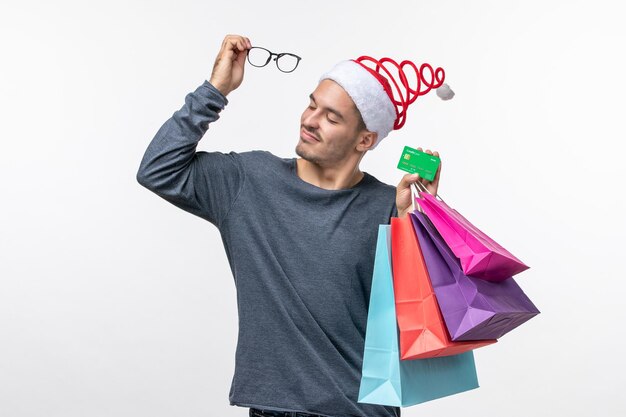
[249,407,325,417]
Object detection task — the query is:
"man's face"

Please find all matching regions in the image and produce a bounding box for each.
[296,79,367,167]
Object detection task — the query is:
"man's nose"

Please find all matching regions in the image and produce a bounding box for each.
[302,108,320,129]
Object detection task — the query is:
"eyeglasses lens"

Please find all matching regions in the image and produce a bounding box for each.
[247,48,271,67]
[276,54,299,73]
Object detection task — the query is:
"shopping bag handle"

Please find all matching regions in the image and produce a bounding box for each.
[412,179,437,197]
[411,181,445,213]
[410,182,419,213]
[411,182,433,213]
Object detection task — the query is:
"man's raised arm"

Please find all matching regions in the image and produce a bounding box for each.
[136,35,251,226]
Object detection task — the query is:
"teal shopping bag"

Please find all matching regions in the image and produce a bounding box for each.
[358,225,480,407]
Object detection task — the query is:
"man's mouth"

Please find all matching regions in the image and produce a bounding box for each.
[300,127,320,142]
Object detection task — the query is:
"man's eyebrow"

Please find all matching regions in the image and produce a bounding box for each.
[309,93,345,120]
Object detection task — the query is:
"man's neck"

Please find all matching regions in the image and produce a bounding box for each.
[295,158,364,190]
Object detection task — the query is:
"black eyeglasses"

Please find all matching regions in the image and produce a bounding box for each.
[246,47,302,73]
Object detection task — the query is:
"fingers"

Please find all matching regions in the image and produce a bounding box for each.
[398,173,420,189]
[234,47,248,66]
[220,34,251,56]
[241,36,252,49]
[214,35,248,69]
[432,150,442,178]
[210,35,251,96]
[417,146,438,157]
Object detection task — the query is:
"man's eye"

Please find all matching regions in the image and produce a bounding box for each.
[327,116,338,124]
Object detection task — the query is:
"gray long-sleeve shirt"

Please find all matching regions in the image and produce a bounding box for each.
[136,81,400,417]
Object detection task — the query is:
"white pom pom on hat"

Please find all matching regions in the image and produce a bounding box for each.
[320,56,450,149]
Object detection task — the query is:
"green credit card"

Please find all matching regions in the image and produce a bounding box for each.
[397,146,441,181]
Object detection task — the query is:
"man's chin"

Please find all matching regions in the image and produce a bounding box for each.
[295,142,317,164]
[295,143,308,159]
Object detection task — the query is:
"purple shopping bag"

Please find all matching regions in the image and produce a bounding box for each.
[417,192,529,282]
[411,211,539,341]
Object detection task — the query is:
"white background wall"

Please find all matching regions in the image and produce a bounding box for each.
[1,1,624,416]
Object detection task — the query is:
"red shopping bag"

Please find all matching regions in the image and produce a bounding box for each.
[391,215,496,360]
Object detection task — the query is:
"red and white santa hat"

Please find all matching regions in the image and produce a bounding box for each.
[320,56,450,149]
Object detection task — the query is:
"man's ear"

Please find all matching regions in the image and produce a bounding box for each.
[356,130,378,152]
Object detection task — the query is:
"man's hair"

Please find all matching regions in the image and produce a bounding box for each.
[355,106,367,132]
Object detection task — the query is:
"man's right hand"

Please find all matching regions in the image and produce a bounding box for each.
[209,35,252,97]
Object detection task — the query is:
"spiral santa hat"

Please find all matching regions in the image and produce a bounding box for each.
[319,56,452,149]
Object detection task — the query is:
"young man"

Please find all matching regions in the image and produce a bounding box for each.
[137,34,441,417]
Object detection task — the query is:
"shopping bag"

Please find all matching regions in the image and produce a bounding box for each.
[391,216,496,359]
[411,211,540,341]
[417,191,529,281]
[358,225,480,407]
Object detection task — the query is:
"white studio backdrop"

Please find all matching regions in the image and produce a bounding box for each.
[1,1,625,416]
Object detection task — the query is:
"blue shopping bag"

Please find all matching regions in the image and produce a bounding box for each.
[358,225,480,407]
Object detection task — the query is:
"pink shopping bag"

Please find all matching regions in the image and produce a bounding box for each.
[416,191,529,282]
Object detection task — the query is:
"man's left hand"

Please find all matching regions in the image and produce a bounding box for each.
[395,148,441,218]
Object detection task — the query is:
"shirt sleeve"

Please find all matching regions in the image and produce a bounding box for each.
[136,81,245,227]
